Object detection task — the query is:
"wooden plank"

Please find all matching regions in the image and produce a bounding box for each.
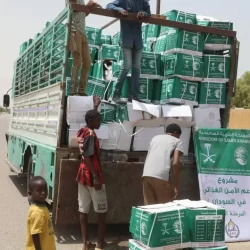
[71,4,237,37]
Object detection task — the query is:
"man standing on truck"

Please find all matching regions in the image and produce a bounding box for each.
[76,97,107,250]
[142,124,184,205]
[67,0,101,95]
[106,0,151,104]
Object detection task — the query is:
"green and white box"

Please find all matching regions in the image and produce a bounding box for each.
[86,76,107,98]
[199,82,226,108]
[101,34,112,45]
[128,77,153,103]
[129,205,191,249]
[112,32,120,45]
[89,47,97,63]
[164,29,205,56]
[162,53,204,81]
[204,55,230,82]
[160,10,197,35]
[116,104,129,123]
[107,78,129,102]
[147,24,160,42]
[129,240,146,250]
[100,102,116,123]
[198,19,233,50]
[152,80,162,104]
[140,52,162,79]
[193,247,228,250]
[175,200,225,248]
[154,36,167,54]
[86,26,102,47]
[161,78,199,105]
[98,44,123,61]
[142,24,149,44]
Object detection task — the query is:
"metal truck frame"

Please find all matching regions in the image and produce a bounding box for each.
[4,4,239,225]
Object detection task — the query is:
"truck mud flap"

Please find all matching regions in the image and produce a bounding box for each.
[53,159,79,225]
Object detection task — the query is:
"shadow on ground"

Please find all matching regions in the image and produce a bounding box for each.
[55,224,129,249]
[9,175,27,197]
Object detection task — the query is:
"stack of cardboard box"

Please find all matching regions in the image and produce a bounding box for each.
[129,200,227,250]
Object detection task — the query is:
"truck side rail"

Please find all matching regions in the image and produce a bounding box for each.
[13,7,71,98]
[71,3,236,38]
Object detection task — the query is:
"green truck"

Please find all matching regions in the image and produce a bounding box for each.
[3,5,239,225]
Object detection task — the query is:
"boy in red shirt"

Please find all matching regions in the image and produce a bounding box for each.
[77,108,107,250]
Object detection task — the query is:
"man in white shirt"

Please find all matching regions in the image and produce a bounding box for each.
[142,123,184,205]
[67,0,101,95]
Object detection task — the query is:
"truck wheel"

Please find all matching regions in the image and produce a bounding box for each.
[27,155,34,189]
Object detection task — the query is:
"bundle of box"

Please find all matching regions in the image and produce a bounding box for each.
[129,199,227,250]
[139,10,233,129]
[66,95,193,155]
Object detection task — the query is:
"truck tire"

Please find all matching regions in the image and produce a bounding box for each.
[27,154,34,189]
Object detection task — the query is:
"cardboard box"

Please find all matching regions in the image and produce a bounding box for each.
[197,18,233,51]
[179,127,191,156]
[142,25,149,44]
[67,125,109,148]
[127,103,144,122]
[116,104,129,123]
[133,100,162,118]
[203,55,230,82]
[152,80,162,104]
[86,76,108,98]
[128,78,154,103]
[129,240,146,250]
[194,108,221,128]
[101,122,133,151]
[199,82,226,108]
[98,44,123,61]
[193,247,228,250]
[131,126,165,151]
[161,78,199,106]
[162,105,193,121]
[162,53,204,82]
[140,52,162,79]
[101,34,112,45]
[154,35,167,54]
[86,26,102,46]
[107,78,129,102]
[100,102,117,123]
[66,96,94,125]
[147,24,160,42]
[89,47,97,63]
[160,10,197,35]
[163,28,204,56]
[174,200,225,248]
[112,32,120,45]
[129,205,191,249]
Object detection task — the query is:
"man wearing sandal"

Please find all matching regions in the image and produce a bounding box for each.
[67,0,101,95]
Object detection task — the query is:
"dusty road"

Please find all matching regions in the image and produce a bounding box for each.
[0,113,249,250]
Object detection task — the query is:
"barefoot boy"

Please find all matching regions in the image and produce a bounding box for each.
[77,109,107,250]
[26,176,56,250]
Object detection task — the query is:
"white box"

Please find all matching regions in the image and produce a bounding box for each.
[67,96,94,124]
[132,126,165,151]
[162,105,193,121]
[194,107,221,128]
[180,127,191,156]
[127,103,143,122]
[132,100,162,118]
[68,125,109,148]
[101,122,134,151]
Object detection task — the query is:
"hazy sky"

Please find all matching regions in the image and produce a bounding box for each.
[0,0,248,105]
